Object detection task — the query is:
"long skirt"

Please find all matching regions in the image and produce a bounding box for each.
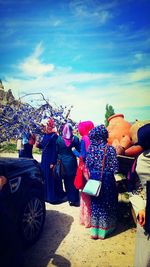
[41,161,65,203]
[90,173,118,239]
[80,192,91,228]
[63,174,79,203]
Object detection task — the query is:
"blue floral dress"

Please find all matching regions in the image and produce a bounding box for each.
[86,140,119,239]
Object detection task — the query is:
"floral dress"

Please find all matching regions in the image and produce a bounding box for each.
[86,125,119,239]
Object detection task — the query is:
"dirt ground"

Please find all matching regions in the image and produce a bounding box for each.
[23,201,136,267]
[0,152,136,267]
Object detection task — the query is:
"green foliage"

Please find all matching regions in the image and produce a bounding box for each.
[104,104,115,127]
[0,142,17,153]
[33,147,42,154]
[0,141,41,154]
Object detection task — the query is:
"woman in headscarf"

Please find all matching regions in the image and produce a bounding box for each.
[18,132,36,158]
[85,124,119,239]
[36,118,65,204]
[56,122,80,206]
[129,123,150,267]
[73,121,94,227]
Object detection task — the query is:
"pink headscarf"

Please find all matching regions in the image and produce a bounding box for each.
[78,121,94,151]
[62,123,73,147]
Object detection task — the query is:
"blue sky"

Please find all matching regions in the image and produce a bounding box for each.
[0,0,150,124]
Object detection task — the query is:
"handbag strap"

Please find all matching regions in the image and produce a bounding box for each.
[43,133,55,153]
[100,146,107,179]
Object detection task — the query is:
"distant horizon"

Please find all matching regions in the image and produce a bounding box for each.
[0,0,150,125]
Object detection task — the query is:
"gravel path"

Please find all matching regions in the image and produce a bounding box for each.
[1,152,136,267]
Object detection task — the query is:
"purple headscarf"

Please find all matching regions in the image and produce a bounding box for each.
[62,123,73,147]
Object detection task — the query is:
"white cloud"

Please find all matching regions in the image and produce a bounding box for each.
[134,53,143,62]
[127,68,150,82]
[72,54,82,62]
[50,19,62,27]
[69,0,114,24]
[3,47,150,125]
[18,43,54,77]
[96,10,112,24]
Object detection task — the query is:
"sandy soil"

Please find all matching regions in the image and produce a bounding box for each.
[0,152,136,267]
[23,201,136,267]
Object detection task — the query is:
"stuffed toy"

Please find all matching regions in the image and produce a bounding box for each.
[107,114,150,157]
[107,114,132,153]
[124,120,150,157]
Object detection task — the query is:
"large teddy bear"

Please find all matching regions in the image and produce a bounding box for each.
[125,119,150,156]
[107,114,150,157]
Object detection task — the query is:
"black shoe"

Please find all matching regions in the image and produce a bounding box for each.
[49,201,61,205]
[49,196,68,205]
[49,199,63,205]
[69,202,80,207]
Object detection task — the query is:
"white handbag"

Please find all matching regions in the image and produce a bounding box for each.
[83,146,107,197]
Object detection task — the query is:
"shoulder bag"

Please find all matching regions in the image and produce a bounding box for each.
[53,158,66,179]
[74,157,86,190]
[82,146,107,197]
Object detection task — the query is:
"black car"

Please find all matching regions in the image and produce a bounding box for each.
[0,157,46,247]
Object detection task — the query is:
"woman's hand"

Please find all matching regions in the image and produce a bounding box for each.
[0,176,7,190]
[137,209,146,227]
[83,167,90,181]
[35,141,40,148]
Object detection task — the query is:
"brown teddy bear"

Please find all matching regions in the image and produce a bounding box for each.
[107,114,132,155]
[107,114,150,157]
[124,119,150,157]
